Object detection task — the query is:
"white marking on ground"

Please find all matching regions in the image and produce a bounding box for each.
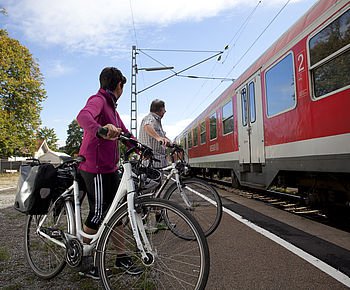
[223,206,350,287]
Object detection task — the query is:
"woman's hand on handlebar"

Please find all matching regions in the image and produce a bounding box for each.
[98,124,122,140]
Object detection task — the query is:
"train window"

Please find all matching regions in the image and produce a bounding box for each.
[309,9,350,98]
[222,100,234,134]
[193,127,198,146]
[249,82,256,123]
[241,88,247,126]
[209,113,217,140]
[265,53,296,117]
[200,121,206,144]
[181,134,187,151]
[188,131,192,148]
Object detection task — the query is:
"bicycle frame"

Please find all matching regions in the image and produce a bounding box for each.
[36,161,152,261]
[153,157,217,208]
[154,161,192,208]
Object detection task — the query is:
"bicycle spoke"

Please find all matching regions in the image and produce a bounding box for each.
[96,198,209,290]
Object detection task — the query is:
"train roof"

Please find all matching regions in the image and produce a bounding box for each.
[178,0,342,136]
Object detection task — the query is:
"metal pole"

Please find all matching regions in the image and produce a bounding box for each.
[130,45,138,138]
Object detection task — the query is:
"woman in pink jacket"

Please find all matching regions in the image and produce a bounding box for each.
[77,67,142,279]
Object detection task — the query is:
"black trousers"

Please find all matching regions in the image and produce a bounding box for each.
[79,170,120,230]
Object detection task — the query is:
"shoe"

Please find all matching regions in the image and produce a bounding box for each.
[115,254,144,275]
[79,266,112,280]
[79,266,100,280]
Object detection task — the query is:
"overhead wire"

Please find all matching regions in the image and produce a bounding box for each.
[136,47,228,121]
[132,0,291,123]
[128,0,147,102]
[177,75,233,81]
[138,48,223,53]
[221,0,262,64]
[182,0,262,119]
[137,50,224,94]
[138,48,226,78]
[129,0,139,47]
[183,0,292,121]
[225,0,292,78]
[138,49,177,74]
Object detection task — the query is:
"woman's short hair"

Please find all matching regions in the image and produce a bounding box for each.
[150,99,165,113]
[99,67,127,91]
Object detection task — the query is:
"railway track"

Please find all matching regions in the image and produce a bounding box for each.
[200,177,350,233]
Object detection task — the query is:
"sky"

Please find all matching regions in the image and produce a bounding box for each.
[0,0,318,147]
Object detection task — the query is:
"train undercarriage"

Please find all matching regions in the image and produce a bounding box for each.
[191,163,350,219]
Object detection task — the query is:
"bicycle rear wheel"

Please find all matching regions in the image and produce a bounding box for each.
[24,199,74,279]
[164,178,222,238]
[96,197,210,290]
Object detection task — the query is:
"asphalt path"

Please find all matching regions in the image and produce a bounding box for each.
[204,194,350,289]
[1,183,350,289]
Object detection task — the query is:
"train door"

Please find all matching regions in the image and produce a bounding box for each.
[237,71,265,168]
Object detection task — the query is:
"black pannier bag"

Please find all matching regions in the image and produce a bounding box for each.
[14,162,59,215]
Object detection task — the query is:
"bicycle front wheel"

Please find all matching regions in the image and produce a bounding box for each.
[164,178,223,237]
[24,199,74,279]
[96,197,210,290]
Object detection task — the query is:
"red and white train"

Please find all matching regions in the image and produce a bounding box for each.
[175,0,350,211]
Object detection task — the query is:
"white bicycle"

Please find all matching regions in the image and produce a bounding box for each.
[135,143,223,238]
[24,132,210,289]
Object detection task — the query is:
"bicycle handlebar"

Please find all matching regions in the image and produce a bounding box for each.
[59,155,86,169]
[97,127,158,161]
[159,141,183,151]
[159,141,184,159]
[97,126,109,137]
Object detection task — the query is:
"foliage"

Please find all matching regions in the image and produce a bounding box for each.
[37,126,59,151]
[0,29,46,157]
[309,10,350,97]
[65,119,83,156]
[64,119,129,161]
[119,142,127,163]
[0,247,10,261]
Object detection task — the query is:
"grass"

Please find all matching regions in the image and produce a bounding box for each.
[78,279,99,289]
[0,247,10,262]
[2,285,22,290]
[0,172,19,178]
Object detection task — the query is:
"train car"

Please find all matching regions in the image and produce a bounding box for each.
[175,0,350,212]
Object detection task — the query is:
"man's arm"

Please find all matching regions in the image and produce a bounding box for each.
[144,124,171,145]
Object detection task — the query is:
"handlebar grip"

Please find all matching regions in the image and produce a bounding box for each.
[97,127,108,137]
[124,132,132,138]
[159,140,173,147]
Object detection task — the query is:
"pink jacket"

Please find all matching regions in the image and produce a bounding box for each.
[77,89,130,173]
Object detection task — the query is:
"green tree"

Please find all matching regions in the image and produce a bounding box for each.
[37,126,59,151]
[65,119,83,156]
[0,29,46,157]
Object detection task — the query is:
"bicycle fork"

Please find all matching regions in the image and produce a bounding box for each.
[127,192,154,265]
[175,174,193,209]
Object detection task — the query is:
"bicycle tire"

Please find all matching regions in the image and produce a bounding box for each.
[96,197,210,290]
[163,178,223,238]
[24,199,74,279]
